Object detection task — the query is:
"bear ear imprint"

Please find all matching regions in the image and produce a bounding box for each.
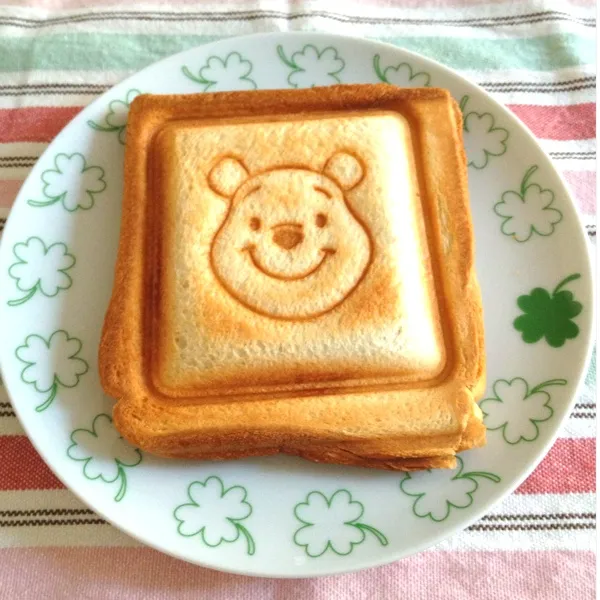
[323,151,365,191]
[208,156,250,198]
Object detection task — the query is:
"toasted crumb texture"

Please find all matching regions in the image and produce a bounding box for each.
[99,84,486,470]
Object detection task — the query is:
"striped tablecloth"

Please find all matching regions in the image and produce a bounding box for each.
[0,1,595,598]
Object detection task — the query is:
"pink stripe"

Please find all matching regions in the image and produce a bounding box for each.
[0,104,595,144]
[0,548,594,598]
[0,180,23,208]
[562,171,596,215]
[0,105,594,217]
[507,103,595,141]
[0,107,82,144]
[0,436,63,490]
[515,438,595,495]
[0,435,594,493]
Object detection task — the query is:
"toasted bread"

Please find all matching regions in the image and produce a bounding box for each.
[99,84,486,470]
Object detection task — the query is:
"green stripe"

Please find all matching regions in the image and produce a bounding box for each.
[0,34,219,72]
[0,32,593,72]
[379,33,595,71]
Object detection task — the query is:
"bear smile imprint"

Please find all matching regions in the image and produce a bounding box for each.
[244,245,336,281]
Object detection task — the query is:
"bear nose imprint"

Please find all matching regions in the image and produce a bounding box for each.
[272,224,304,250]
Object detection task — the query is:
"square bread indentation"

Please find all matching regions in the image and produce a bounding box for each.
[150,111,448,398]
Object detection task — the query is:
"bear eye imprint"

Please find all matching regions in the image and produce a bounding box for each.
[315,213,328,228]
[249,217,261,231]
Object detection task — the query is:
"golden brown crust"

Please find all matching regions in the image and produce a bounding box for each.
[99,84,486,470]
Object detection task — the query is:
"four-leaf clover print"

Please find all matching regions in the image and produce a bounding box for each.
[459,95,509,169]
[182,52,257,91]
[293,489,388,558]
[373,54,431,87]
[514,273,583,347]
[277,44,345,88]
[174,476,256,555]
[28,153,106,211]
[67,413,142,502]
[480,377,567,444]
[87,88,141,144]
[8,237,75,306]
[400,457,501,522]
[494,165,563,242]
[15,330,89,412]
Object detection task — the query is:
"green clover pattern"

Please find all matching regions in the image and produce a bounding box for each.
[28,153,106,211]
[67,413,142,502]
[15,330,89,412]
[174,476,256,555]
[87,89,141,144]
[276,44,345,88]
[373,54,431,87]
[459,95,509,169]
[494,165,563,242]
[293,489,388,558]
[8,237,75,306]
[514,273,583,347]
[480,377,567,444]
[182,51,257,91]
[400,457,501,522]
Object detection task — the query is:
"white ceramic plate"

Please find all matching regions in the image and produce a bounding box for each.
[0,32,593,578]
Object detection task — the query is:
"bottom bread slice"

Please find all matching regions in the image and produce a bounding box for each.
[112,396,486,471]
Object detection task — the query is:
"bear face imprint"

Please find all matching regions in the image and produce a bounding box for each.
[208,151,373,320]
